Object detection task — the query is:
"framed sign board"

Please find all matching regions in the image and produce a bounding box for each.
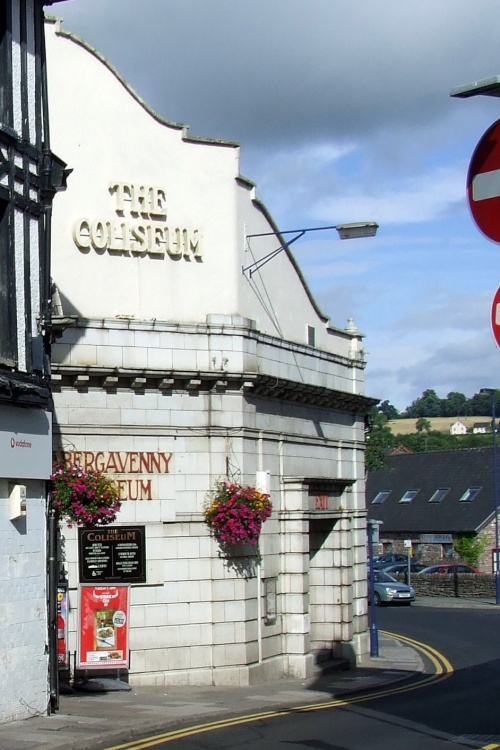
[78,526,146,584]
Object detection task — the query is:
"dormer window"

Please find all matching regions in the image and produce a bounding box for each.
[399,490,419,503]
[428,488,450,503]
[459,487,482,502]
[372,491,390,505]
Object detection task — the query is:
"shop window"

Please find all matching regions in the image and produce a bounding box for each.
[382,543,393,554]
[0,2,10,125]
[372,490,390,505]
[0,198,16,366]
[413,543,423,559]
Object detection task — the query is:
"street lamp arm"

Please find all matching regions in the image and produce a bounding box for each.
[243,222,378,278]
[242,230,306,278]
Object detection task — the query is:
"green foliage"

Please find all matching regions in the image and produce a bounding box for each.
[378,400,399,420]
[365,408,395,472]
[442,391,471,417]
[453,534,488,567]
[391,389,500,420]
[415,417,431,433]
[404,389,442,418]
[390,430,493,453]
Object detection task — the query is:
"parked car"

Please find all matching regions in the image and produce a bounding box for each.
[372,554,416,570]
[368,570,416,606]
[382,562,428,575]
[373,553,408,566]
[417,563,482,575]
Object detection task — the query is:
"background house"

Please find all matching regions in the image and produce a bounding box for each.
[450,420,468,435]
[366,447,499,573]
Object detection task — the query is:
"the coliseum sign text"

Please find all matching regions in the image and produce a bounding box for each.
[72,182,202,261]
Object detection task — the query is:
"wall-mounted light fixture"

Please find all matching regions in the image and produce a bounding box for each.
[243,222,378,278]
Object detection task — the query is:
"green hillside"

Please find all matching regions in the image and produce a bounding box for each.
[387,416,488,436]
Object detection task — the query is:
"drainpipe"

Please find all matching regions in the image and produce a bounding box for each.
[47,509,59,712]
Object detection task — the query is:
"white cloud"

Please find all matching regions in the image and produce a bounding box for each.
[312,165,466,225]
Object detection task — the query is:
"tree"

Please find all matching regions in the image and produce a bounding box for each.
[415,417,431,433]
[378,400,399,420]
[469,390,498,417]
[454,534,488,567]
[365,408,395,472]
[404,389,442,418]
[442,392,471,418]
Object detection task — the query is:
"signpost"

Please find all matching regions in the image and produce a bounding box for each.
[467,119,500,243]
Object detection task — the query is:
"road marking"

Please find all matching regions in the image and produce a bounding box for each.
[102,631,453,750]
[472,169,500,201]
[481,745,500,750]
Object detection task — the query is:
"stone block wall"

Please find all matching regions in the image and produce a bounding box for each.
[392,572,495,599]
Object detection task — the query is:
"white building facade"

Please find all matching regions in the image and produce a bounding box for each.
[46,18,374,687]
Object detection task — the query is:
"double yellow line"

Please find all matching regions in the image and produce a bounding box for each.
[103,631,453,750]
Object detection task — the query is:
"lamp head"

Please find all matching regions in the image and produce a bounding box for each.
[336,222,378,240]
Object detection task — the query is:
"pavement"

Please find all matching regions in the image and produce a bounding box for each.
[1,596,498,750]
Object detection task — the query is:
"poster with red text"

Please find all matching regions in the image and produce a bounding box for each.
[77,585,130,670]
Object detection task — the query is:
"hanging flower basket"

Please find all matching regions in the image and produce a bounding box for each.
[204,480,272,546]
[49,463,121,528]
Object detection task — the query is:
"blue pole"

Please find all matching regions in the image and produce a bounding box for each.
[367,523,379,657]
[493,392,500,606]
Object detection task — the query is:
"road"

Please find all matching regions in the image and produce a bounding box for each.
[111,604,500,750]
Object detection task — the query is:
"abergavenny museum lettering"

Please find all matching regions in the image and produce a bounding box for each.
[54,451,173,502]
[72,182,202,260]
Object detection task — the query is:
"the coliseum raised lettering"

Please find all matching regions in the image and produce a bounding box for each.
[72,182,202,261]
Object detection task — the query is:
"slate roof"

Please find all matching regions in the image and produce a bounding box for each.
[365,447,497,534]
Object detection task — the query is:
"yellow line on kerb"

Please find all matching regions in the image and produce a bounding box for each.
[481,745,500,749]
[103,632,453,750]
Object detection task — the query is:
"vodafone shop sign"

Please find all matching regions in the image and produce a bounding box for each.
[468,119,500,243]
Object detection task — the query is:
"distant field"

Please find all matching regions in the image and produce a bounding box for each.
[387,416,487,435]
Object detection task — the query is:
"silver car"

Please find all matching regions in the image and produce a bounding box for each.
[368,570,416,606]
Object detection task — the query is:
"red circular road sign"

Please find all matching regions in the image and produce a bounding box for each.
[491,286,500,349]
[468,119,500,243]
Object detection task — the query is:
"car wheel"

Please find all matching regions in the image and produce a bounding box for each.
[374,592,382,607]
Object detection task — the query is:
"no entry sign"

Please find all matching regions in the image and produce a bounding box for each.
[491,286,500,349]
[468,119,500,243]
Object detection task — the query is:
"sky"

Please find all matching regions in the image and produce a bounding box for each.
[51,0,500,412]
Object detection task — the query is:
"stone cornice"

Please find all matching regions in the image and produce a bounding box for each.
[51,365,377,414]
